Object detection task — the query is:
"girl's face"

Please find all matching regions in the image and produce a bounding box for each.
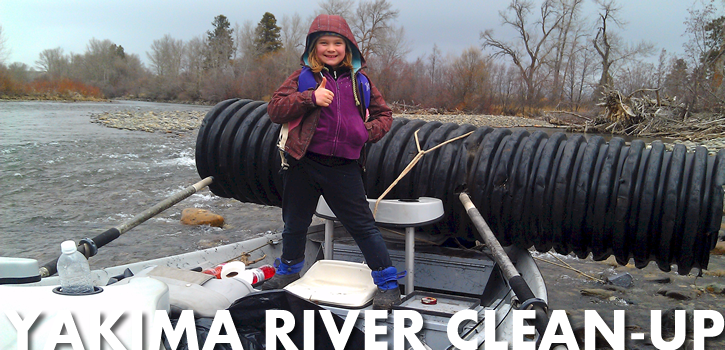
[315,35,346,68]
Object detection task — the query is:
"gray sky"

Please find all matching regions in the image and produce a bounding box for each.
[0,0,703,69]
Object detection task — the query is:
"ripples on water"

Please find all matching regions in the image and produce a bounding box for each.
[0,101,283,269]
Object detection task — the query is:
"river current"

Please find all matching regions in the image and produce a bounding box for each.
[0,101,283,269]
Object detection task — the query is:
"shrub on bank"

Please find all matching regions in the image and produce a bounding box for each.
[0,70,105,101]
[28,78,104,100]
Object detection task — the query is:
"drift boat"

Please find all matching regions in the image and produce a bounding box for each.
[0,188,555,350]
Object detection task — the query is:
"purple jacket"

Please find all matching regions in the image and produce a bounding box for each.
[306,69,368,159]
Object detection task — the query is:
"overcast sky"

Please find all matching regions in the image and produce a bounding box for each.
[0,0,707,69]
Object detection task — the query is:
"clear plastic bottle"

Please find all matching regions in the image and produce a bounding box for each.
[57,240,94,294]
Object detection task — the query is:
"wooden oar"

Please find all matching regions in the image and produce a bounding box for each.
[39,177,214,278]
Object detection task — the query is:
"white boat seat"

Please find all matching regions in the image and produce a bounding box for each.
[284,260,376,308]
[315,196,445,228]
[315,196,444,295]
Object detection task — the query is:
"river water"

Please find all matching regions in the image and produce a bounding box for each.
[0,101,284,269]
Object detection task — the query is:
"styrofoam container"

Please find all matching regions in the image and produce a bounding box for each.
[284,260,376,308]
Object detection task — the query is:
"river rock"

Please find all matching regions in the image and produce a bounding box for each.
[580,288,618,299]
[644,273,672,284]
[703,283,725,294]
[605,272,634,288]
[656,287,701,301]
[180,208,224,228]
[712,241,725,255]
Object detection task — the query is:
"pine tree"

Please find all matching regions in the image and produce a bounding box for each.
[206,15,235,69]
[254,12,283,55]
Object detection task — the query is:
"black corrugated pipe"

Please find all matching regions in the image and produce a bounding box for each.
[195,98,725,274]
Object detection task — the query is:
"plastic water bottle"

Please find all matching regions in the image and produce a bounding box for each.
[57,240,94,294]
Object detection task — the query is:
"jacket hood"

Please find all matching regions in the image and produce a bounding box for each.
[302,14,365,73]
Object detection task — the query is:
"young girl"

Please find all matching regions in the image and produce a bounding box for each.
[265,14,402,310]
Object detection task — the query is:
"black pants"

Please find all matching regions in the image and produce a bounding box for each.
[280,153,392,271]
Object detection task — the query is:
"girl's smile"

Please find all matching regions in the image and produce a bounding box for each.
[315,35,346,68]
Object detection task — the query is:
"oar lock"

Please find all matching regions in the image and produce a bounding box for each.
[79,238,98,258]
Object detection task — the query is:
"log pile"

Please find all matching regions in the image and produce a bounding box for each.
[571,88,725,142]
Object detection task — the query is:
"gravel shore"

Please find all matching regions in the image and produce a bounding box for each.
[90,110,207,134]
[89,109,558,131]
[90,108,725,153]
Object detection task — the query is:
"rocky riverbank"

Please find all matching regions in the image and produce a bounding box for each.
[90,108,725,153]
[90,109,206,134]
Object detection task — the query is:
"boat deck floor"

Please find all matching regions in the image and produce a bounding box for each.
[305,223,507,305]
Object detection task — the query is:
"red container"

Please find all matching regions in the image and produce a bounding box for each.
[201,263,226,279]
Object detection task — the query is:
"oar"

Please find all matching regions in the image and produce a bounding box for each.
[39,176,214,278]
[459,192,551,343]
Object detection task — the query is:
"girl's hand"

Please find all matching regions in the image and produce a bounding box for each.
[314,77,334,107]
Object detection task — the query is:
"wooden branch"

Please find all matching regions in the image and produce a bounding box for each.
[546,110,592,121]
[627,88,661,99]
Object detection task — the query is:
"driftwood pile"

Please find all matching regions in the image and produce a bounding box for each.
[573,89,725,142]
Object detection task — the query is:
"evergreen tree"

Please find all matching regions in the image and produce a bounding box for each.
[206,15,235,69]
[254,12,283,55]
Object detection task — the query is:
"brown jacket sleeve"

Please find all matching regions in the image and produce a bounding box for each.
[362,72,392,143]
[268,68,317,124]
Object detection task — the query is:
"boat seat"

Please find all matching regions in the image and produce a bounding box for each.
[315,196,444,294]
[284,260,376,308]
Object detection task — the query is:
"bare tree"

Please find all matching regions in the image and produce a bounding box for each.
[350,0,400,58]
[280,13,306,69]
[36,47,69,78]
[592,0,654,96]
[0,25,9,66]
[563,41,596,110]
[280,13,306,54]
[145,34,185,99]
[548,0,584,105]
[481,0,565,108]
[7,62,32,83]
[654,48,668,89]
[367,25,411,97]
[147,34,184,78]
[81,38,120,84]
[375,26,410,64]
[449,47,489,110]
[682,3,725,111]
[316,0,355,18]
[181,35,206,99]
[489,61,520,112]
[615,62,658,95]
[76,38,144,97]
[428,44,442,85]
[235,20,259,59]
[232,20,259,98]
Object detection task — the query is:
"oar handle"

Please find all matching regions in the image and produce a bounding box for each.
[39,177,214,278]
